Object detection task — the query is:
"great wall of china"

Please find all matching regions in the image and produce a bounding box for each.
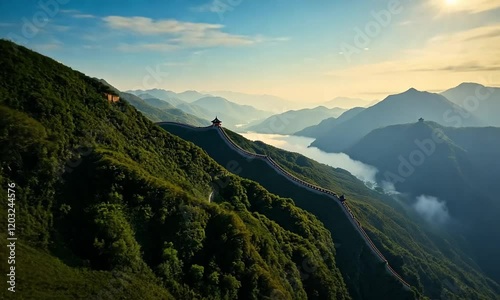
[157,121,412,290]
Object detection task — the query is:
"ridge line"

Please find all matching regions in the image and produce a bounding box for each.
[157,122,412,290]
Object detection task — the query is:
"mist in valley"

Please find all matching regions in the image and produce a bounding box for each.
[241,132,379,185]
[241,132,454,227]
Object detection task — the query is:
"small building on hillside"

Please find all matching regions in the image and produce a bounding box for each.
[418,117,424,122]
[211,117,222,127]
[104,93,120,103]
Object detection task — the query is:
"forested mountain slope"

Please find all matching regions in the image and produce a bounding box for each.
[346,121,500,282]
[310,88,483,152]
[0,40,350,299]
[160,123,500,300]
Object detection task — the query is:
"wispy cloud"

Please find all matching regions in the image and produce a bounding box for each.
[163,62,191,67]
[32,39,63,51]
[102,16,288,51]
[51,25,71,32]
[325,24,500,95]
[191,2,222,13]
[463,28,500,41]
[410,61,500,72]
[327,24,500,76]
[61,9,96,19]
[190,0,245,21]
[116,43,179,52]
[74,14,96,19]
[413,195,450,224]
[428,0,500,14]
[103,16,222,35]
[60,9,80,14]
[398,20,413,26]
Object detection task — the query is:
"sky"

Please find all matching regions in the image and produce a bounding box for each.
[1,0,499,102]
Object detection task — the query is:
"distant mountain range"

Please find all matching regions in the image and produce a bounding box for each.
[138,92,186,107]
[245,106,346,134]
[321,97,377,109]
[130,89,298,112]
[345,121,500,281]
[126,89,274,129]
[120,93,209,126]
[192,96,272,124]
[127,88,209,103]
[100,82,208,126]
[176,90,210,102]
[206,90,302,112]
[309,88,483,152]
[125,88,388,133]
[295,107,365,137]
[128,88,179,100]
[141,97,176,110]
[441,82,500,127]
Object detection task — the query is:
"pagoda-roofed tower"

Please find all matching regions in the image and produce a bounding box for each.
[211,117,222,127]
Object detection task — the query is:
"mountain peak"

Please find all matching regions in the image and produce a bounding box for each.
[197,96,226,102]
[456,82,485,89]
[180,90,200,94]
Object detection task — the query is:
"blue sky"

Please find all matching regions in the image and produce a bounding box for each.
[1,0,499,102]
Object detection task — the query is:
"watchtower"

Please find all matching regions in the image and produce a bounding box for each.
[211,117,222,127]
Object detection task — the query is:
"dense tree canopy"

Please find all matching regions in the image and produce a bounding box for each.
[161,124,500,300]
[0,40,351,299]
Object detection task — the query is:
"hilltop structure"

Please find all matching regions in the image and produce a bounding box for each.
[211,117,222,127]
[104,93,120,103]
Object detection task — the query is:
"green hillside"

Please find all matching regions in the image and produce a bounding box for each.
[160,123,500,300]
[0,235,175,299]
[0,40,351,299]
[346,120,500,283]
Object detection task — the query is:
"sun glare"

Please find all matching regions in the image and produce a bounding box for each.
[446,0,458,5]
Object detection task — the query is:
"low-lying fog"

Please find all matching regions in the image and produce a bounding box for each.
[240,132,378,185]
[240,132,451,225]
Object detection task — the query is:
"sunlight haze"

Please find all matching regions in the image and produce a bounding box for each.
[1,0,499,103]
